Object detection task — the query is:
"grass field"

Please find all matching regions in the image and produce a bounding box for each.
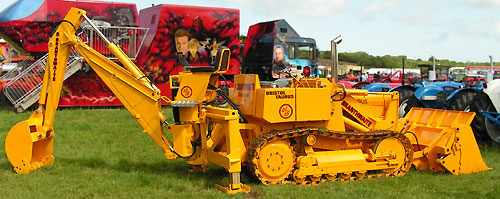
[1,108,499,199]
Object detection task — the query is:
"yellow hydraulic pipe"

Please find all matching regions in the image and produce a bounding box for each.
[107,43,149,85]
[82,14,151,90]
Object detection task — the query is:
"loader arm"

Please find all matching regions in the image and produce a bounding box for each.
[5,8,177,174]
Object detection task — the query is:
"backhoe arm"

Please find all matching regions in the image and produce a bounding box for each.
[5,8,177,174]
[73,34,177,160]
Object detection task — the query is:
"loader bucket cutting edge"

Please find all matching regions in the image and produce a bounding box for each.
[5,120,54,174]
[403,108,491,175]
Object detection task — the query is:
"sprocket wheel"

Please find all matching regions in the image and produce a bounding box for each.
[252,140,295,184]
[374,137,407,175]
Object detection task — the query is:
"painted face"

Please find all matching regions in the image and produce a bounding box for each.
[188,45,198,57]
[275,47,285,63]
[175,36,189,56]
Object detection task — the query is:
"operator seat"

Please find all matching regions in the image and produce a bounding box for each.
[180,46,230,72]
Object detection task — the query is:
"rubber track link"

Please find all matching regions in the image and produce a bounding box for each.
[247,127,413,185]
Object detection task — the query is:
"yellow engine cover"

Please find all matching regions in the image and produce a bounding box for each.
[255,88,296,123]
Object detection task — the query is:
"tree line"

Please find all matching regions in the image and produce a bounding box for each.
[319,51,493,68]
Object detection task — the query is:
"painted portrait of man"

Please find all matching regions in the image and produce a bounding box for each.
[272,45,291,78]
[174,29,189,57]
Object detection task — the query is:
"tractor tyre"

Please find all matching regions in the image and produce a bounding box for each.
[484,104,500,143]
[399,96,422,118]
[447,90,477,111]
[392,87,415,106]
[469,92,491,141]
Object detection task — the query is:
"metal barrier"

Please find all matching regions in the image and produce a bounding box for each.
[81,26,148,60]
[2,25,148,111]
[0,57,36,80]
[3,49,81,111]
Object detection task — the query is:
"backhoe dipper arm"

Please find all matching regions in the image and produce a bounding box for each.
[73,20,177,160]
[5,8,177,174]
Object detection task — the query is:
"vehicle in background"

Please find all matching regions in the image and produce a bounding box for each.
[466,65,500,80]
[242,19,318,81]
[0,0,141,108]
[0,1,242,109]
[388,64,478,118]
[362,83,393,92]
[318,65,330,78]
[417,64,451,81]
[1,1,320,110]
[364,68,420,83]
[0,38,33,77]
[469,79,500,143]
[135,4,240,98]
[351,69,420,90]
[394,79,479,118]
[463,74,485,87]
[449,67,466,82]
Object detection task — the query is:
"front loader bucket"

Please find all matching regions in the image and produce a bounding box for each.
[5,112,55,174]
[401,108,490,175]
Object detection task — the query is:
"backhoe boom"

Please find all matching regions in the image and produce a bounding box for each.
[5,8,177,174]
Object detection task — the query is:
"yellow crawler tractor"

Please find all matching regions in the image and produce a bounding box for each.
[4,8,490,194]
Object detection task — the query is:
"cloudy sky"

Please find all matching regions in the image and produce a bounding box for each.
[1,0,499,62]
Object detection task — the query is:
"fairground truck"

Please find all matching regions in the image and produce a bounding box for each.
[242,19,318,81]
[0,1,318,111]
[469,79,500,143]
[0,1,241,110]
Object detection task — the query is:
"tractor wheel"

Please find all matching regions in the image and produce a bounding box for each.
[399,96,422,118]
[394,88,415,106]
[447,90,477,111]
[469,93,490,141]
[484,104,500,143]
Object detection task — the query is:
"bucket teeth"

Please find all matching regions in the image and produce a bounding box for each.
[11,155,55,174]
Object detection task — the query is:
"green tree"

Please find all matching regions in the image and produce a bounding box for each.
[318,50,490,69]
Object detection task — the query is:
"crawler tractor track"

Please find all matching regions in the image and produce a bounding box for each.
[247,127,413,185]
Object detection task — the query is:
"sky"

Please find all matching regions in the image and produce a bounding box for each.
[1,0,499,63]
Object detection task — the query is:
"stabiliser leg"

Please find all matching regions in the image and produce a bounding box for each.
[215,172,250,194]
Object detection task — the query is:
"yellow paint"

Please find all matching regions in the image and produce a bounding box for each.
[169,124,194,157]
[401,108,491,174]
[4,8,490,195]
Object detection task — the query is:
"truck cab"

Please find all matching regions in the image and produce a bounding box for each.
[242,19,318,81]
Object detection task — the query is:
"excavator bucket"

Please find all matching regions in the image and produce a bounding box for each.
[5,110,55,174]
[401,108,490,175]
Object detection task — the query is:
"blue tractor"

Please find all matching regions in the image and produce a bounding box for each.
[362,83,393,92]
[391,80,480,118]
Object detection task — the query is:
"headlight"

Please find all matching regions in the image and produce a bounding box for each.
[421,95,437,100]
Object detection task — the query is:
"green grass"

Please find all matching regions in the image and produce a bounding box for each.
[1,108,499,198]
